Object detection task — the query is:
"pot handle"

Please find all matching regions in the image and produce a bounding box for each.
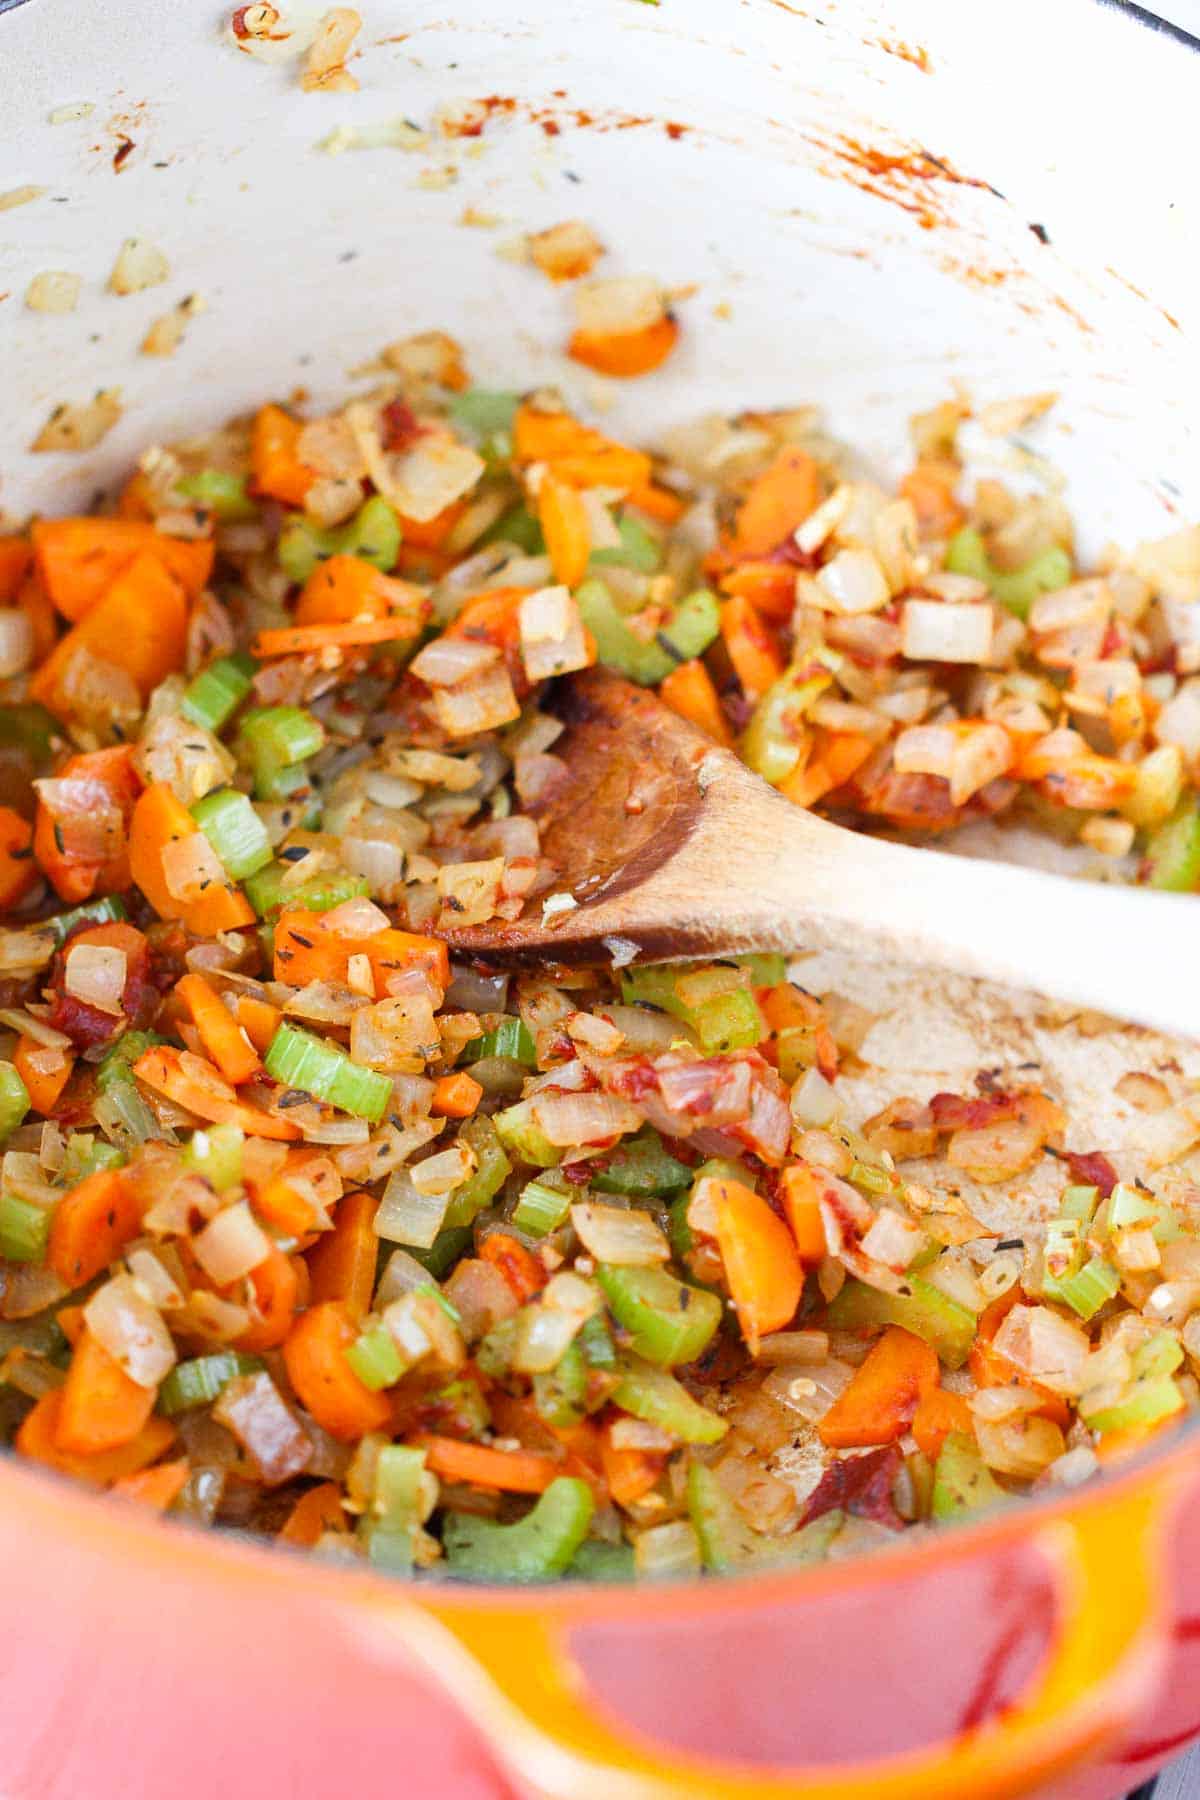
[394,1472,1183,1800]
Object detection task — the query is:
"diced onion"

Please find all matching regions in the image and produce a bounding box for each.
[814,548,890,615]
[376,1169,449,1248]
[511,1303,583,1374]
[528,219,604,281]
[411,636,499,688]
[761,1357,855,1421]
[574,275,664,336]
[993,1304,1091,1397]
[431,665,521,737]
[108,237,169,295]
[350,995,438,1069]
[191,1200,272,1285]
[0,608,34,677]
[893,721,1013,806]
[322,897,392,940]
[410,1142,477,1196]
[213,1371,313,1485]
[84,1273,177,1388]
[634,1520,701,1579]
[519,586,592,681]
[900,600,993,664]
[532,1091,643,1147]
[127,1245,187,1310]
[64,943,127,1015]
[569,1201,669,1265]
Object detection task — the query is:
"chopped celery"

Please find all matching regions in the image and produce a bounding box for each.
[1133,1331,1185,1381]
[345,1323,405,1392]
[493,1099,562,1168]
[0,1192,51,1262]
[337,496,402,573]
[1043,1217,1083,1282]
[44,894,127,948]
[481,504,544,554]
[576,579,672,685]
[1146,801,1200,893]
[568,1539,636,1581]
[741,667,833,786]
[1106,1182,1181,1244]
[443,1476,594,1580]
[693,1156,756,1190]
[667,1190,694,1259]
[57,1134,125,1188]
[736,953,788,987]
[180,652,258,733]
[243,861,369,919]
[533,1340,587,1428]
[690,985,763,1055]
[931,1432,1006,1520]
[826,1275,977,1369]
[364,1444,427,1572]
[191,788,274,881]
[1082,1374,1184,1435]
[441,1116,511,1227]
[658,590,721,662]
[612,1354,728,1445]
[264,1022,392,1123]
[449,388,520,437]
[239,706,326,796]
[1043,1255,1120,1321]
[1058,1184,1099,1225]
[182,1122,244,1193]
[158,1351,264,1415]
[279,515,339,587]
[512,1172,573,1237]
[96,1030,167,1092]
[596,1265,722,1367]
[476,1315,518,1377]
[409,1224,475,1279]
[592,1128,691,1198]
[944,526,991,586]
[462,1017,536,1067]
[688,1462,843,1571]
[177,469,257,521]
[945,526,1071,622]
[577,1311,617,1370]
[620,963,763,1055]
[589,513,661,575]
[0,1062,30,1145]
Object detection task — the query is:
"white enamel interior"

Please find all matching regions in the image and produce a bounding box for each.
[0,0,1196,546]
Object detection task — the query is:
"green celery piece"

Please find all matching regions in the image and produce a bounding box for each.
[338,496,402,572]
[476,1315,519,1378]
[693,1156,756,1190]
[0,1192,51,1262]
[346,1323,405,1392]
[1146,802,1200,893]
[658,590,721,662]
[158,1351,264,1415]
[612,1354,728,1445]
[1043,1217,1083,1283]
[596,1265,722,1367]
[493,1099,562,1168]
[450,389,520,438]
[278,516,339,586]
[511,1172,573,1236]
[1133,1331,1185,1381]
[181,1121,244,1193]
[364,1444,427,1572]
[264,1021,392,1123]
[1059,1184,1099,1225]
[1082,1375,1184,1435]
[1042,1255,1120,1322]
[180,652,258,733]
[741,667,832,786]
[592,1127,691,1198]
[568,1539,636,1581]
[667,1190,694,1259]
[945,526,1071,622]
[576,579,672,686]
[932,1432,1006,1521]
[688,1462,843,1571]
[57,1134,125,1188]
[443,1476,594,1580]
[0,1062,30,1145]
[239,706,326,792]
[577,1311,617,1370]
[44,894,127,948]
[481,504,544,554]
[441,1116,511,1227]
[736,953,788,987]
[243,861,369,919]
[191,788,274,881]
[689,986,763,1055]
[177,470,257,521]
[1108,1183,1162,1232]
[826,1275,977,1369]
[409,1224,475,1280]
[533,1339,588,1428]
[944,527,992,585]
[95,1030,167,1092]
[462,1017,537,1067]
[620,963,684,1013]
[589,514,661,575]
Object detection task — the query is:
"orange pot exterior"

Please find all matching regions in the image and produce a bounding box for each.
[1,1429,1200,1800]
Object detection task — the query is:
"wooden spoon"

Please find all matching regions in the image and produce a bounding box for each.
[446,667,1197,1039]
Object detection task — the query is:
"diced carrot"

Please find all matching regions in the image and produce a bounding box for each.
[56,1305,86,1347]
[31,518,213,621]
[236,1245,301,1352]
[911,1387,976,1459]
[703,1175,803,1353]
[899,465,964,539]
[111,1457,190,1511]
[599,1420,666,1505]
[733,449,821,557]
[414,1434,561,1494]
[176,972,262,1086]
[56,1329,157,1456]
[116,471,155,521]
[782,730,877,809]
[718,561,798,621]
[479,1232,546,1304]
[33,744,141,904]
[252,617,410,660]
[719,593,784,702]
[17,1389,175,1486]
[278,1481,347,1546]
[128,782,255,934]
[431,1071,483,1118]
[273,911,449,994]
[539,472,592,589]
[282,1300,393,1440]
[760,985,838,1081]
[626,481,686,526]
[236,994,282,1054]
[251,404,316,507]
[397,499,466,551]
[48,1168,142,1289]
[305,1190,380,1320]
[133,1045,302,1142]
[0,537,31,603]
[658,659,732,746]
[295,554,389,625]
[0,807,37,909]
[778,1163,829,1263]
[253,1174,319,1237]
[819,1326,940,1449]
[17,571,59,663]
[512,404,652,493]
[568,315,680,379]
[30,552,189,719]
[13,1035,74,1116]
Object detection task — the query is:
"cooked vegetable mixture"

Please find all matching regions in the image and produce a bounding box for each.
[0,343,1198,1578]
